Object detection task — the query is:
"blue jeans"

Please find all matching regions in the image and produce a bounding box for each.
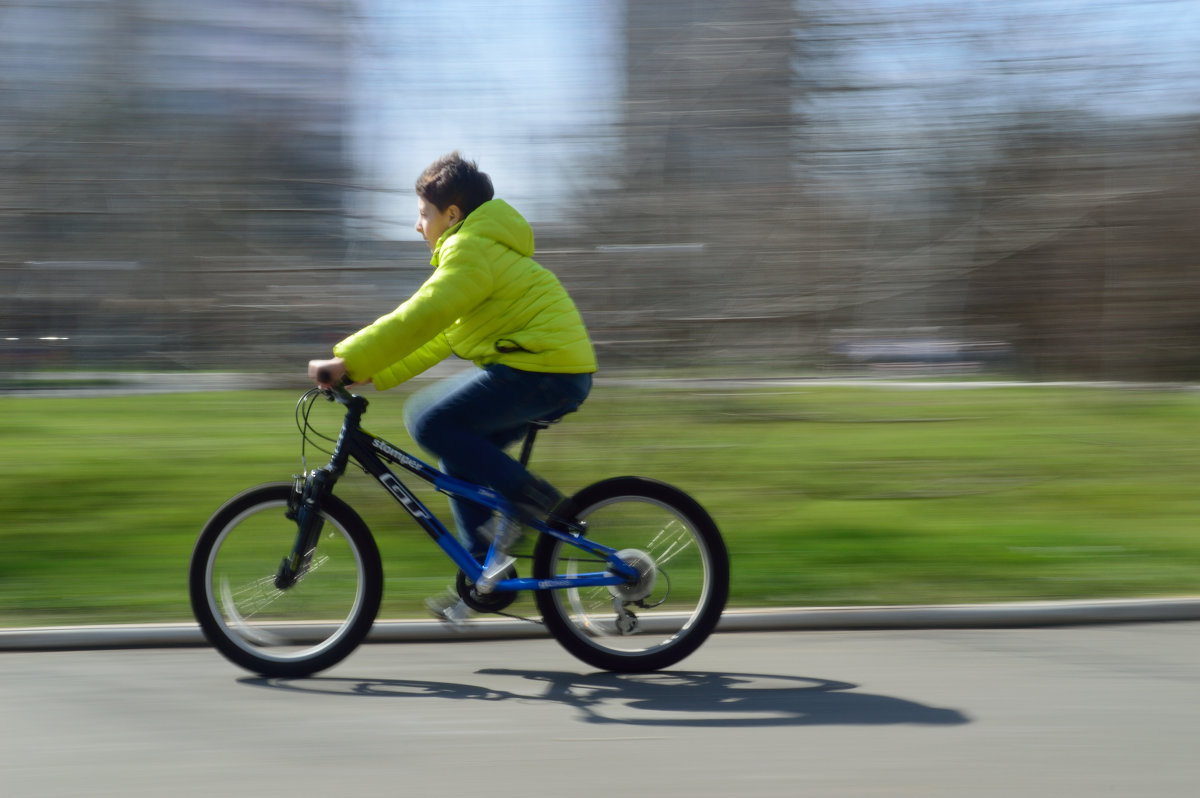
[404,364,593,555]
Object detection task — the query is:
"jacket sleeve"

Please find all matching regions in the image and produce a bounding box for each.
[333,238,494,385]
[369,334,453,390]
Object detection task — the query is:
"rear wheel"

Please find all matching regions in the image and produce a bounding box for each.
[533,477,728,672]
[188,483,382,678]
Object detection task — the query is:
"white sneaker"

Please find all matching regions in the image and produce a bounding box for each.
[477,514,525,552]
[424,593,472,631]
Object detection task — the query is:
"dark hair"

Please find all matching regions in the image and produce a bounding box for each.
[415,152,494,218]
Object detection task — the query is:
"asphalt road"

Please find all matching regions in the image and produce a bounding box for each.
[3,622,1199,797]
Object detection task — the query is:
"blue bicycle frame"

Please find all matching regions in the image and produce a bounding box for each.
[313,391,639,592]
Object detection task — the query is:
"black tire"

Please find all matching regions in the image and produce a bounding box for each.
[188,483,382,678]
[533,477,729,672]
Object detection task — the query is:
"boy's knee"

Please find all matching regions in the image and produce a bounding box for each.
[409,408,468,456]
[406,402,440,446]
[408,414,439,451]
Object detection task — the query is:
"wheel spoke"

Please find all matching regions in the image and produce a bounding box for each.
[221,574,284,618]
[645,520,693,566]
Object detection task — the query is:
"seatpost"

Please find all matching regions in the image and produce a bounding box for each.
[518,423,540,467]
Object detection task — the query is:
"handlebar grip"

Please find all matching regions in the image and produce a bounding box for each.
[317,368,333,384]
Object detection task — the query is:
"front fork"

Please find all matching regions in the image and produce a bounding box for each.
[277,468,337,589]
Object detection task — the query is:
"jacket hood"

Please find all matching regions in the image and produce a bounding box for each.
[436,198,534,259]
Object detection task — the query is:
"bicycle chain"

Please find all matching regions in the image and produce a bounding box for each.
[494,610,544,625]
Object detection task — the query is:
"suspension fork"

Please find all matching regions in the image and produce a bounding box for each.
[277,466,339,589]
[274,386,363,589]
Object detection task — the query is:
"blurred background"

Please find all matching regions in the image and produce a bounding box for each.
[2,0,1199,381]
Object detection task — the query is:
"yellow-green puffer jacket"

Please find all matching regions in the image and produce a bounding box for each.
[334,199,597,390]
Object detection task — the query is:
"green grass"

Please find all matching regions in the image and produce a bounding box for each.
[3,382,1200,627]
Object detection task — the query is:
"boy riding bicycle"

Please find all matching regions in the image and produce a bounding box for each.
[308,152,597,623]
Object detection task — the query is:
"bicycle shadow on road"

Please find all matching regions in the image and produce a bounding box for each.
[241,669,969,728]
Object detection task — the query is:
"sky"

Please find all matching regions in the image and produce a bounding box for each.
[347,0,623,238]
[794,0,1200,201]
[831,0,1200,117]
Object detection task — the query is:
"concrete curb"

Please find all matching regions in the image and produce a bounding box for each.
[3,598,1200,652]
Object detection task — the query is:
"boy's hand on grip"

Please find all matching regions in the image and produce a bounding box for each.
[308,358,347,387]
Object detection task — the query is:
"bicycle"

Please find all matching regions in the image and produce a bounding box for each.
[188,379,729,678]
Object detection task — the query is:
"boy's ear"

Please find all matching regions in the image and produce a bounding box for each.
[447,204,463,224]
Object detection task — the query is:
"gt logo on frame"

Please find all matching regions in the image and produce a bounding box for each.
[379,473,430,519]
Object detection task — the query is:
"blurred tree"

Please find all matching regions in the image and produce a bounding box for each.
[0,0,353,368]
[2,0,1198,379]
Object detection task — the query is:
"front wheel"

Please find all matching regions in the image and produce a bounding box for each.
[533,477,729,672]
[188,483,382,678]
